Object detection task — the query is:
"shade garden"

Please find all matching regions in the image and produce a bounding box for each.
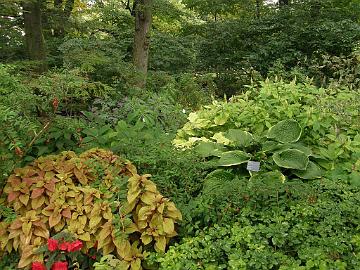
[1,0,360,269]
[1,78,360,269]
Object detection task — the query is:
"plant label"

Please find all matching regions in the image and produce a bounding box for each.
[247,161,260,172]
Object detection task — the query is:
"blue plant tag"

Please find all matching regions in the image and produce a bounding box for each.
[247,161,260,172]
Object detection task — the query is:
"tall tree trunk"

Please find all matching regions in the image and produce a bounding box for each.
[133,0,152,88]
[255,0,261,19]
[53,0,75,37]
[23,0,47,72]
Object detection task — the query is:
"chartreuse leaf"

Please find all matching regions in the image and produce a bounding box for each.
[267,119,302,143]
[293,161,322,179]
[214,112,229,125]
[224,129,253,147]
[249,171,286,184]
[273,149,309,170]
[217,151,251,167]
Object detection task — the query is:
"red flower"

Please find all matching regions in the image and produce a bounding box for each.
[32,262,46,270]
[48,238,58,252]
[51,261,68,270]
[58,241,69,251]
[68,240,83,252]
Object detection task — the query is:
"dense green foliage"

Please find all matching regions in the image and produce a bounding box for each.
[1,0,360,269]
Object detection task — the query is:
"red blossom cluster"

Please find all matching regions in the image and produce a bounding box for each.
[47,238,83,252]
[31,238,83,270]
[32,261,68,270]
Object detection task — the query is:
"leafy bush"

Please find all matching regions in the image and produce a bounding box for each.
[0,149,182,269]
[0,65,40,186]
[149,179,360,269]
[78,121,208,205]
[174,81,360,185]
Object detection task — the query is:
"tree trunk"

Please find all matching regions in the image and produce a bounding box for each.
[255,0,261,19]
[53,0,75,37]
[23,0,47,72]
[133,0,152,88]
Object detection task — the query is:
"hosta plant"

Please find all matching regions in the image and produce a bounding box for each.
[174,81,360,184]
[191,119,322,187]
[0,148,182,269]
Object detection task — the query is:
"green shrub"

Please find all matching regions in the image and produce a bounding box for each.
[174,80,360,185]
[149,179,360,269]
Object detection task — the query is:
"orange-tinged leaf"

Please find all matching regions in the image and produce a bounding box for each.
[154,236,166,253]
[6,241,13,253]
[130,258,141,270]
[31,196,45,209]
[140,192,157,205]
[13,236,20,251]
[9,219,22,230]
[49,213,62,228]
[78,232,91,242]
[44,180,56,193]
[143,180,157,193]
[19,194,30,205]
[127,189,141,205]
[74,168,88,185]
[89,216,102,229]
[140,233,153,245]
[124,222,138,234]
[61,208,72,219]
[18,246,34,268]
[33,227,49,239]
[114,238,131,258]
[102,242,115,255]
[53,220,65,232]
[163,218,175,234]
[23,177,36,186]
[79,215,87,228]
[7,191,20,203]
[102,209,112,220]
[137,206,152,221]
[98,227,111,243]
[8,230,21,239]
[22,222,32,235]
[98,235,113,251]
[8,175,21,186]
[31,188,45,199]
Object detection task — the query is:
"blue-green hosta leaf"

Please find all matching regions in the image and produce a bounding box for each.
[267,119,302,143]
[194,142,226,158]
[224,129,253,148]
[293,161,322,179]
[203,169,234,195]
[273,149,309,170]
[217,150,251,167]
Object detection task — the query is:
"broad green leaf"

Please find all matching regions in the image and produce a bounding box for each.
[273,149,309,170]
[293,161,322,179]
[267,119,302,143]
[194,142,225,157]
[224,129,253,147]
[217,151,251,167]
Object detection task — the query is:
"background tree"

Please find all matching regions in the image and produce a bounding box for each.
[23,0,47,71]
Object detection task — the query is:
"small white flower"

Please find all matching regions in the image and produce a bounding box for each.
[182,109,186,114]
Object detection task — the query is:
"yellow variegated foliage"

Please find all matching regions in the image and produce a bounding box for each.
[0,148,182,270]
